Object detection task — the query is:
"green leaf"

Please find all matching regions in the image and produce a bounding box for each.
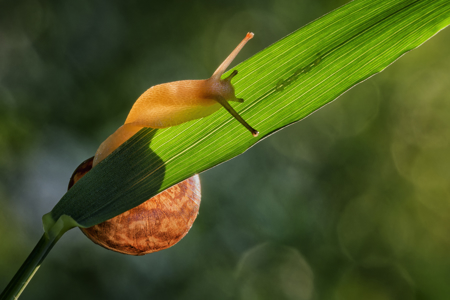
[48,0,450,228]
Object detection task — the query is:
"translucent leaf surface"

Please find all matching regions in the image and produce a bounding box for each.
[49,0,450,227]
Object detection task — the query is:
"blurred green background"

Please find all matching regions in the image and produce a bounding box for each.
[1,0,450,299]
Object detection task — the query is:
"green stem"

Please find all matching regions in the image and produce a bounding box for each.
[0,214,78,300]
[0,233,58,300]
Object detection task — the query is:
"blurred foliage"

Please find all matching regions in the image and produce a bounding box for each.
[1,0,450,299]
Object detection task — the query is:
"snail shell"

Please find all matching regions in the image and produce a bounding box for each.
[68,157,201,255]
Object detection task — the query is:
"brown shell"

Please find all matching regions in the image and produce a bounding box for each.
[68,157,201,255]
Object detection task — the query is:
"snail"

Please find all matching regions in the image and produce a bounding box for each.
[69,33,256,254]
[68,157,201,255]
[93,32,258,166]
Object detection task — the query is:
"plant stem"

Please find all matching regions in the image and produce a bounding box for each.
[0,233,60,300]
[1,214,77,300]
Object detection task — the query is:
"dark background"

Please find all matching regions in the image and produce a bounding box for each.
[1,0,450,299]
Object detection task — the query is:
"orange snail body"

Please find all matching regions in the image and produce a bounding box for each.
[68,157,201,255]
[93,32,258,166]
[70,33,257,255]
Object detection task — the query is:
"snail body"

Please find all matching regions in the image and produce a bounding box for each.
[126,79,228,128]
[94,32,257,166]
